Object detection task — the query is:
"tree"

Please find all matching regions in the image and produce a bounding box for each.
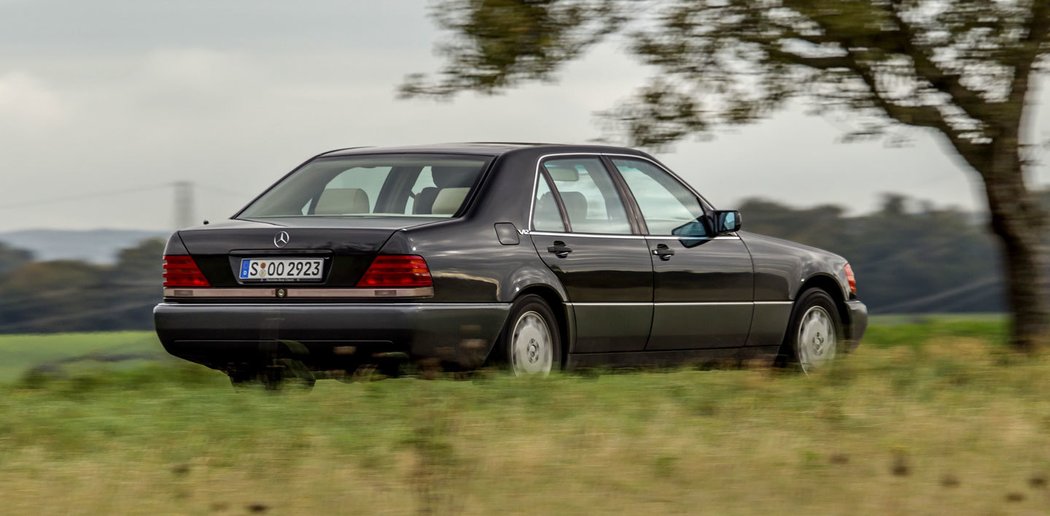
[739,195,1004,314]
[0,242,33,276]
[0,239,163,333]
[401,0,1050,350]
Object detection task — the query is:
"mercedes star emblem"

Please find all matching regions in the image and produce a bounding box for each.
[273,231,290,248]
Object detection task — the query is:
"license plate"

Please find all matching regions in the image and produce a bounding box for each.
[239,258,324,282]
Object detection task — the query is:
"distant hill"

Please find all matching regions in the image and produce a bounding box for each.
[0,229,169,264]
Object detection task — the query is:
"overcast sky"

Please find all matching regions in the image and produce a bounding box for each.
[1,0,1048,232]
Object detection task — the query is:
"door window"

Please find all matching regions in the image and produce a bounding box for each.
[612,158,707,237]
[537,158,633,235]
[532,175,566,232]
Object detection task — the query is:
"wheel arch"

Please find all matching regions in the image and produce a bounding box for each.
[795,274,849,332]
[509,284,573,367]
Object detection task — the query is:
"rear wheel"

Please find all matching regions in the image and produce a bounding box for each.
[502,295,562,376]
[227,362,315,390]
[228,367,258,387]
[780,289,843,374]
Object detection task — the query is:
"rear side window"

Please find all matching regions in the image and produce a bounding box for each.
[238,155,489,219]
[534,158,633,235]
[533,174,565,232]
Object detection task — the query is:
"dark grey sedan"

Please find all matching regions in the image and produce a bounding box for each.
[154,143,867,386]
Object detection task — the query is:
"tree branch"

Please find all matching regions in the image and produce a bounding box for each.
[885,3,991,123]
[765,48,852,70]
[843,49,991,173]
[1005,1,1050,122]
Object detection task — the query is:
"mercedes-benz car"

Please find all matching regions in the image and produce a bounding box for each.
[154,143,867,386]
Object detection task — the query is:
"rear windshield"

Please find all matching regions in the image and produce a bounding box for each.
[237,154,490,219]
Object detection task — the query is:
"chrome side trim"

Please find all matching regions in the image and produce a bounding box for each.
[645,235,743,241]
[566,301,792,307]
[659,302,756,306]
[157,302,507,309]
[163,287,435,299]
[565,302,651,307]
[527,231,741,241]
[529,231,647,240]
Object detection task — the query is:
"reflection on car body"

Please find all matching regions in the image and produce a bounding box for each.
[154,143,867,387]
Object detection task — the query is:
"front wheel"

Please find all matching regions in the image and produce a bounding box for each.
[502,295,562,376]
[781,289,843,374]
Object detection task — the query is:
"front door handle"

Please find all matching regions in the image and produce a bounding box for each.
[653,244,675,261]
[547,240,573,258]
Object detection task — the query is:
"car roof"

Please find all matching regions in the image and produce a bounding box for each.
[317,142,652,159]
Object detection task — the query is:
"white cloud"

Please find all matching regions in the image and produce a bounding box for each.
[0,72,67,127]
[140,48,252,92]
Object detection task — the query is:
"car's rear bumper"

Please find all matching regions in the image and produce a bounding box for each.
[153,302,510,371]
[844,299,868,352]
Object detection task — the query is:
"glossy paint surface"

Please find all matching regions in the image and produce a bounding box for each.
[156,143,867,370]
[646,236,755,350]
[529,232,653,353]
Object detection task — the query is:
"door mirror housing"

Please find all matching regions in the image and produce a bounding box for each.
[712,210,742,234]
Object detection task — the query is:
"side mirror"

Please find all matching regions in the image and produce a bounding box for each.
[712,210,742,234]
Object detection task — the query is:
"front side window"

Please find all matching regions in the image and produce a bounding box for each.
[536,158,633,235]
[612,158,707,237]
[238,155,488,219]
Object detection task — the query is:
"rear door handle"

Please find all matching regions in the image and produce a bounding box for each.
[547,241,573,258]
[653,244,675,261]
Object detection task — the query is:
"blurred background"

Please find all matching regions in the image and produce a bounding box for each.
[2,2,1050,513]
[2,0,1046,333]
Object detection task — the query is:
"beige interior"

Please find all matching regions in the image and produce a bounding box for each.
[314,188,370,215]
[431,187,470,215]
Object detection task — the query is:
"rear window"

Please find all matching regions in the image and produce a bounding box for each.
[238,155,489,219]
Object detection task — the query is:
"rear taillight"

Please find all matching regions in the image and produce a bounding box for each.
[356,255,432,288]
[844,263,857,295]
[163,255,211,288]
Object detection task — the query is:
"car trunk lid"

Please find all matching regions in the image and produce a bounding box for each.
[176,217,436,287]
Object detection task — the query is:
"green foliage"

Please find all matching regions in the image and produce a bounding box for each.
[0,196,1032,336]
[400,0,622,97]
[0,242,32,276]
[405,1,1050,349]
[0,239,163,333]
[406,0,1049,149]
[741,194,1006,313]
[0,331,165,383]
[0,319,1047,513]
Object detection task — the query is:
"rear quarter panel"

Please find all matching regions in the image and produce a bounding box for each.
[393,151,568,304]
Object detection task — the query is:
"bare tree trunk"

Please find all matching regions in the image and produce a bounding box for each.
[982,140,1050,352]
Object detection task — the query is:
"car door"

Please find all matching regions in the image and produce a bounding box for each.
[529,156,654,353]
[608,156,754,350]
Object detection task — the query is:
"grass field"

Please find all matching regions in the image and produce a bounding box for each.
[1,316,1049,514]
[0,331,165,383]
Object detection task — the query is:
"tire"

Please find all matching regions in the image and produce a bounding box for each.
[779,289,843,374]
[228,363,315,390]
[228,367,258,387]
[500,294,562,376]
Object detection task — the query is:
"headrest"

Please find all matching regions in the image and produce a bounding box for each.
[431,166,480,188]
[545,165,579,182]
[558,191,588,220]
[315,188,370,215]
[431,187,470,215]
